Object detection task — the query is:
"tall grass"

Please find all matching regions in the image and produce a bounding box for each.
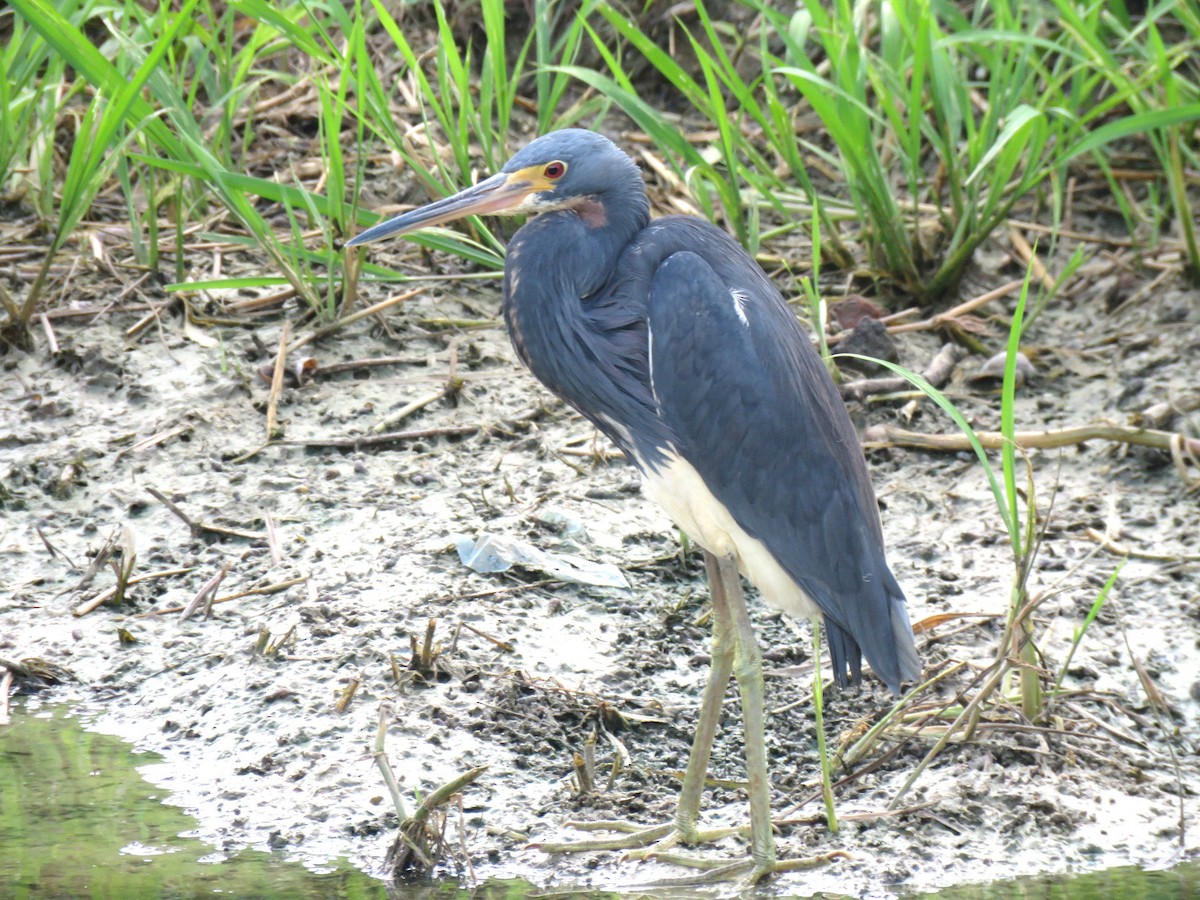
[2,0,198,345]
[8,0,1196,333]
[843,265,1057,806]
[0,9,61,220]
[4,0,353,329]
[563,5,828,254]
[1047,0,1200,275]
[573,0,1200,301]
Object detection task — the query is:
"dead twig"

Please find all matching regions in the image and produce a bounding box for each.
[385,765,488,881]
[573,731,598,794]
[1008,227,1056,293]
[375,701,410,820]
[886,279,1025,338]
[178,561,231,622]
[310,354,428,376]
[776,796,940,828]
[265,321,290,440]
[336,672,361,714]
[373,383,462,433]
[278,405,546,451]
[456,620,514,652]
[416,316,496,330]
[837,660,972,769]
[254,622,298,657]
[1137,393,1200,430]
[839,343,962,402]
[280,424,479,449]
[1006,217,1136,248]
[126,295,179,339]
[288,289,420,354]
[265,513,283,565]
[38,313,59,354]
[73,567,196,617]
[109,527,137,608]
[1111,265,1177,316]
[374,339,464,433]
[1085,527,1200,563]
[146,486,267,541]
[133,575,307,617]
[409,619,441,679]
[889,659,1009,807]
[864,420,1200,472]
[427,578,556,604]
[114,423,193,461]
[59,527,120,598]
[36,526,76,567]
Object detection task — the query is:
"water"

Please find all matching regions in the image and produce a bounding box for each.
[915,865,1197,899]
[0,704,1193,898]
[0,704,392,899]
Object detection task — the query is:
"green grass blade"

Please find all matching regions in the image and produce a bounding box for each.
[837,353,1015,541]
[1062,105,1200,163]
[1052,562,1124,694]
[964,104,1043,188]
[1000,262,1036,559]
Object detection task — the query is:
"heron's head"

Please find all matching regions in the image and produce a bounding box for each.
[346,129,644,247]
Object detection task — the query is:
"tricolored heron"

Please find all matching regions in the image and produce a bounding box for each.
[347,129,921,883]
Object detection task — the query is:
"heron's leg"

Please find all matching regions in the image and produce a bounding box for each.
[533,551,843,884]
[612,549,737,858]
[628,552,775,877]
[537,549,742,854]
[630,553,787,886]
[718,551,777,881]
[670,549,737,836]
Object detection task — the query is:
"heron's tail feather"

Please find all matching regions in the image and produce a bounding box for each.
[825,624,863,689]
[889,597,922,688]
[825,586,920,695]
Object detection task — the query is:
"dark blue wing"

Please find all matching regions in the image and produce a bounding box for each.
[637,218,920,691]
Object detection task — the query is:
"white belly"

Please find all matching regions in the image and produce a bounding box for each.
[640,454,820,621]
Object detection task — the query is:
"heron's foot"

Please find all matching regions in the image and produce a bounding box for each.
[532,819,846,886]
[531,819,727,855]
[637,849,849,887]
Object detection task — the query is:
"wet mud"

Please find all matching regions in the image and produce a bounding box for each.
[1,239,1197,895]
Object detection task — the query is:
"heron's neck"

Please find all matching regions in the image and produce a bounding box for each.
[509,194,648,300]
[501,186,660,461]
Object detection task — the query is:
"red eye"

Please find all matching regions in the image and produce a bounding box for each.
[544,161,566,179]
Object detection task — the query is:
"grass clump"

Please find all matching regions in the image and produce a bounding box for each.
[573,0,1200,302]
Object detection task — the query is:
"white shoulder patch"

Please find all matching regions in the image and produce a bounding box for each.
[730,288,750,326]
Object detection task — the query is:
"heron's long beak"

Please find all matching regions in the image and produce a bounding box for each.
[346,169,541,247]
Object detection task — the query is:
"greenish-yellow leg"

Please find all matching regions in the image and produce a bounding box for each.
[533,551,839,885]
[720,551,777,880]
[668,549,738,838]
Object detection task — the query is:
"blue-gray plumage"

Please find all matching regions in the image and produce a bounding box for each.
[347,128,920,881]
[486,132,918,690]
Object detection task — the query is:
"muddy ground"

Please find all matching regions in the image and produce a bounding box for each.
[2,168,1198,896]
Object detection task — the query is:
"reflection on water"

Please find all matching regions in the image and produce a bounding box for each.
[0,704,392,899]
[914,863,1197,899]
[0,704,1193,899]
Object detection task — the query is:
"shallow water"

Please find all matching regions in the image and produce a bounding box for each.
[1,704,1193,899]
[0,704,389,899]
[918,864,1198,899]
